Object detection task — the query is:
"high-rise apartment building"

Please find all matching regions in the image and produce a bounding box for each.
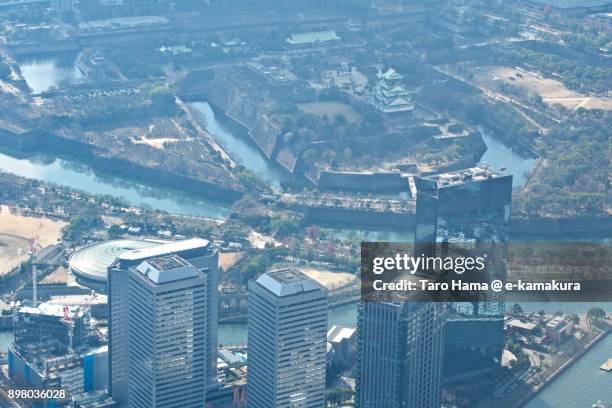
[356,300,445,408]
[107,238,219,405]
[127,255,208,408]
[247,268,328,408]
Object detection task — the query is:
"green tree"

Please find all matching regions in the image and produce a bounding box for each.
[587,307,606,328]
[511,303,523,316]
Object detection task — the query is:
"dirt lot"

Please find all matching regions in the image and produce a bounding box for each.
[0,205,65,275]
[299,267,358,291]
[219,251,245,272]
[470,66,612,111]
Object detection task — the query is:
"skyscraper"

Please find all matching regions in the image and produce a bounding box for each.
[107,238,219,405]
[127,255,207,408]
[247,268,327,408]
[413,166,512,377]
[356,299,445,408]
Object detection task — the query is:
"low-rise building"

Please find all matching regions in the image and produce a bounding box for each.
[505,318,539,334]
[327,325,357,365]
[72,389,118,408]
[286,30,341,46]
[545,316,574,344]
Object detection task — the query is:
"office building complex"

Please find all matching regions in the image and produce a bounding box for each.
[247,268,328,408]
[127,255,208,408]
[107,238,219,405]
[356,300,445,408]
[414,166,512,377]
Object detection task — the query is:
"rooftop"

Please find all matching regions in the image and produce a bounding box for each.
[426,166,509,188]
[287,30,341,45]
[327,325,357,343]
[18,302,84,320]
[71,389,117,408]
[377,67,404,81]
[119,238,210,261]
[79,16,169,31]
[507,319,538,331]
[47,293,107,306]
[147,255,189,271]
[219,349,246,365]
[256,268,323,297]
[69,239,162,281]
[136,255,201,284]
[546,315,566,328]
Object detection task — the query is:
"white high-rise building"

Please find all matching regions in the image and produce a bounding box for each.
[247,268,328,408]
[127,255,208,408]
[108,238,219,406]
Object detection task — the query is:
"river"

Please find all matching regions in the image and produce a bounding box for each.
[526,328,612,408]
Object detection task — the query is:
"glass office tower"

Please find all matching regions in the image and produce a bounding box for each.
[413,166,512,377]
[356,300,445,408]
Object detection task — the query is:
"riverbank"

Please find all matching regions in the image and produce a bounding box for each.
[0,128,242,203]
[521,326,612,407]
[0,150,231,218]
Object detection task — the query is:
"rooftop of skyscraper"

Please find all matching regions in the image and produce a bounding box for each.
[255,268,324,297]
[425,166,510,188]
[135,255,201,284]
[146,255,189,271]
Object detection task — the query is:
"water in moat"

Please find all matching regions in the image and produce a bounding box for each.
[479,128,537,187]
[188,101,294,189]
[18,53,83,94]
[6,55,536,222]
[0,149,230,218]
